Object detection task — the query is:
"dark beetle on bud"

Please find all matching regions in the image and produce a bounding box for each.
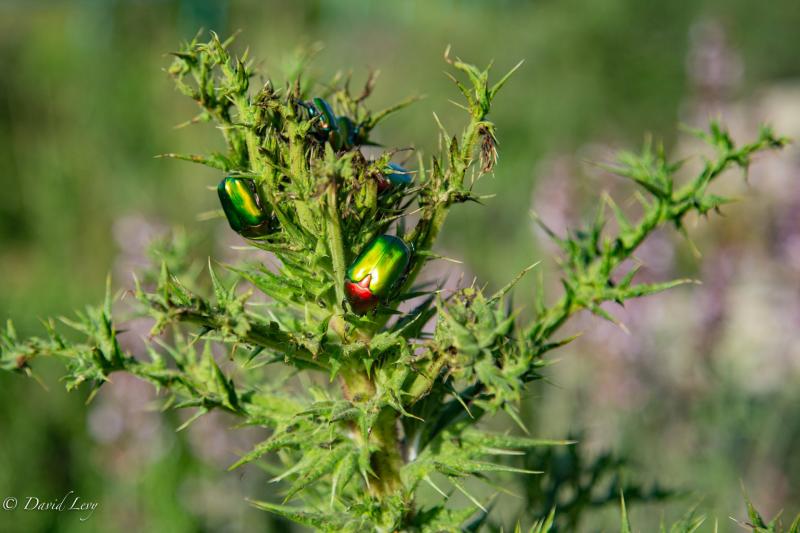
[376,162,413,193]
[299,97,365,150]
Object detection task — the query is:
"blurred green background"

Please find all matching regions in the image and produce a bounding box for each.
[1,1,799,531]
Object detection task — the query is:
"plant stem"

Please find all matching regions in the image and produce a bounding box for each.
[340,367,403,499]
[326,183,347,310]
[370,408,404,497]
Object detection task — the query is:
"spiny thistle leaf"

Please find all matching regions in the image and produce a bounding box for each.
[620,493,633,533]
[246,500,348,531]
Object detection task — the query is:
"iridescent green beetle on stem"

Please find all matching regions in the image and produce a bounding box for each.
[299,97,364,150]
[311,97,337,134]
[217,177,276,238]
[297,98,332,137]
[345,235,412,314]
[300,97,339,144]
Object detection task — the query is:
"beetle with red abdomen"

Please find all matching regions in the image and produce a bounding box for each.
[345,235,411,314]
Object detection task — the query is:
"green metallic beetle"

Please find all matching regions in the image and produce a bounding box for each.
[345,235,412,314]
[299,97,339,140]
[299,97,365,150]
[312,97,338,135]
[217,177,276,238]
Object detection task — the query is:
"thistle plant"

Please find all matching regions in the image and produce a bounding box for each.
[0,32,793,531]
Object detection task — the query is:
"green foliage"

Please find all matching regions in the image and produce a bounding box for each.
[733,490,800,533]
[618,492,800,533]
[520,437,672,530]
[619,494,706,533]
[0,31,791,531]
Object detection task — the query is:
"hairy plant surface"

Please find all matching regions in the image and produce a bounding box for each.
[0,33,794,531]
